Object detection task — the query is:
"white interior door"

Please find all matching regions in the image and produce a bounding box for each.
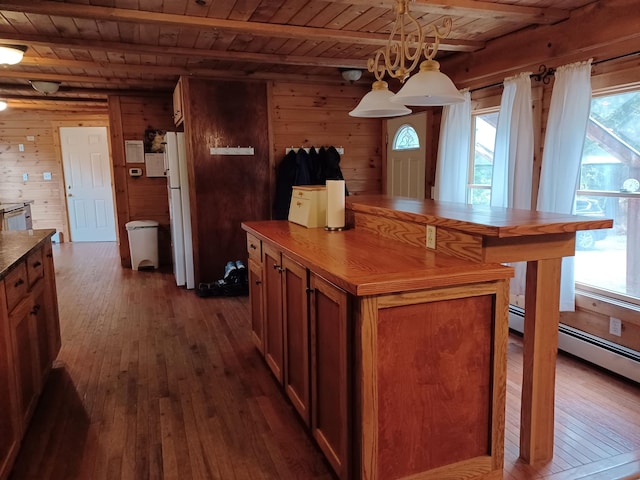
[386,112,427,199]
[60,126,116,242]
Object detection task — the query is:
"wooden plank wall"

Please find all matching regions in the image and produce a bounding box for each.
[0,109,108,241]
[108,94,175,267]
[180,78,271,285]
[270,81,382,196]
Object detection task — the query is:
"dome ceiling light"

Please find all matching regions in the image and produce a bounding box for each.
[30,80,61,95]
[0,44,27,65]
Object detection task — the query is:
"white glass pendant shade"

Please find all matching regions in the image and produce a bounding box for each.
[0,45,26,65]
[30,80,61,95]
[391,60,465,106]
[0,101,7,111]
[349,80,412,118]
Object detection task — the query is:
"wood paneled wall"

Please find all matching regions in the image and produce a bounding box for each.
[270,81,382,196]
[0,109,108,241]
[108,95,175,267]
[180,78,271,285]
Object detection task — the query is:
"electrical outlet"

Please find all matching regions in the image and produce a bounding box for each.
[22,173,28,182]
[426,225,436,249]
[609,317,622,336]
[43,172,52,180]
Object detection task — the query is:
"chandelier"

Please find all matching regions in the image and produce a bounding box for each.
[349,0,464,118]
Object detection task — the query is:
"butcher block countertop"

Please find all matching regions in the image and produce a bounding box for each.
[242,220,513,297]
[0,229,56,279]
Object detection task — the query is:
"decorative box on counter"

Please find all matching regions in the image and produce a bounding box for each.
[288,185,327,228]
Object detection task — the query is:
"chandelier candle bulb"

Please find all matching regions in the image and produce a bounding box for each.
[325,180,346,230]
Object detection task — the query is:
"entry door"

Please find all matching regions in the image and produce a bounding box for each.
[60,127,116,242]
[386,112,427,198]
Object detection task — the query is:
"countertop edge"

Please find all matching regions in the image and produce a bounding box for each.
[0,229,56,280]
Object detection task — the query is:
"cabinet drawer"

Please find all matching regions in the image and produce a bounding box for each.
[26,247,44,288]
[247,233,262,262]
[5,262,28,312]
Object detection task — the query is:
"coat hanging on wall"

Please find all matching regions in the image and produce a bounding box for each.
[273,146,348,219]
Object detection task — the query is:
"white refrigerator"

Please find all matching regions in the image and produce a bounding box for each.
[164,132,195,289]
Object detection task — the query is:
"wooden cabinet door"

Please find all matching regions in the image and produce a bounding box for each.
[8,296,40,430]
[0,284,20,480]
[248,257,264,354]
[310,273,350,480]
[282,255,310,426]
[32,287,52,383]
[43,240,61,361]
[263,244,284,383]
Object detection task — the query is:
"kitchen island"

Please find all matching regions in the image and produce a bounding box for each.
[0,229,60,480]
[243,220,513,480]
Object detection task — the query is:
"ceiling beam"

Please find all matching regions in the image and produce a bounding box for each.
[327,0,569,24]
[0,69,176,89]
[5,33,370,70]
[0,63,351,90]
[0,1,484,52]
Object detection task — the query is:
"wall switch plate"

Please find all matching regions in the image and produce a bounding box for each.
[609,317,622,336]
[426,225,436,249]
[18,143,24,152]
[22,173,28,182]
[26,135,35,141]
[43,172,52,180]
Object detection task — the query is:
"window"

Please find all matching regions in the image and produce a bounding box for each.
[575,90,640,303]
[468,110,499,205]
[392,124,419,150]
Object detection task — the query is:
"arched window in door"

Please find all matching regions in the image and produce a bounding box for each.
[392,124,420,150]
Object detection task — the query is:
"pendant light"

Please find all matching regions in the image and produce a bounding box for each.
[0,101,7,111]
[349,80,411,118]
[349,0,463,118]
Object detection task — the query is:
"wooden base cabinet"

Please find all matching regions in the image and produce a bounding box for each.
[255,241,312,426]
[0,233,61,480]
[0,288,19,480]
[243,222,512,480]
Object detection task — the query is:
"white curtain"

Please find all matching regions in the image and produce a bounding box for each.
[434,90,471,203]
[491,72,535,301]
[537,59,593,311]
[491,72,533,210]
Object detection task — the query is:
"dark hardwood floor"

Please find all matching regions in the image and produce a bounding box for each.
[9,241,640,480]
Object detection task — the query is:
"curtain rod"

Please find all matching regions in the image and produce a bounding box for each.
[470,50,640,93]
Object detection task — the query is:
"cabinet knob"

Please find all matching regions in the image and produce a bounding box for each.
[30,304,41,315]
[14,278,24,288]
[306,288,315,294]
[33,261,42,268]
[255,280,262,285]
[250,243,257,250]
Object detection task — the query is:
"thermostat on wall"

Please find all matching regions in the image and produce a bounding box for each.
[129,167,143,177]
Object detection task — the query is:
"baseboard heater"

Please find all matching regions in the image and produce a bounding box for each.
[508,306,640,384]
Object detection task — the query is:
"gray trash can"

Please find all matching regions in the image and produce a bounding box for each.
[125,220,159,270]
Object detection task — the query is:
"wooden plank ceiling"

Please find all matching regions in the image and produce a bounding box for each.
[0,0,596,107]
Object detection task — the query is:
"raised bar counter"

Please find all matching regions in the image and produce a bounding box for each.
[346,195,614,465]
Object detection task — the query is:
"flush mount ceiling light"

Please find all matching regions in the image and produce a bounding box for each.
[30,80,61,95]
[349,0,464,117]
[0,44,27,65]
[0,101,7,111]
[341,69,363,82]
